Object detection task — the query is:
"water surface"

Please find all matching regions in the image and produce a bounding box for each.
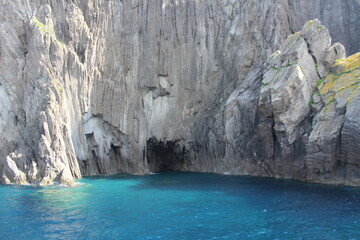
[1,172,359,240]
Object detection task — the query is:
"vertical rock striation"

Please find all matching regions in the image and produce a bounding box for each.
[0,0,359,185]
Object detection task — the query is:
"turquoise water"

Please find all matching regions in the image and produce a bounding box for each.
[0,172,359,240]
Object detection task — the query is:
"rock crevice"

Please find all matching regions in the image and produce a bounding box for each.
[0,0,359,185]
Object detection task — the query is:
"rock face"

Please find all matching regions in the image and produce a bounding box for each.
[258,20,359,185]
[0,0,359,185]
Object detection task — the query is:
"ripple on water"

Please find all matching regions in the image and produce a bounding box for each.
[0,172,360,240]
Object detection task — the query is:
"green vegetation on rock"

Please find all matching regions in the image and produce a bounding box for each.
[314,53,360,113]
[33,17,64,46]
[33,17,55,35]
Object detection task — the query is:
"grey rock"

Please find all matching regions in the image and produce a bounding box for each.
[1,155,27,185]
[340,93,360,185]
[288,0,360,55]
[0,0,359,185]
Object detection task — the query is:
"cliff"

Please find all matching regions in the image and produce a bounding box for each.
[0,0,359,185]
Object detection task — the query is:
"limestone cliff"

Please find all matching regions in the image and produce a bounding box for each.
[0,0,359,185]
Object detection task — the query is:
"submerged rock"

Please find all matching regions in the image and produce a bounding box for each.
[0,0,359,185]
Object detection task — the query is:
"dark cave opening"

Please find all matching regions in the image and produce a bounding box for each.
[146,138,187,172]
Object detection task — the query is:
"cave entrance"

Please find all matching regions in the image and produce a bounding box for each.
[146,138,187,172]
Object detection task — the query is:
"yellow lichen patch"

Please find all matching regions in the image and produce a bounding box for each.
[319,76,335,95]
[333,52,360,72]
[322,93,336,105]
[326,74,336,82]
[316,55,360,111]
[319,69,359,95]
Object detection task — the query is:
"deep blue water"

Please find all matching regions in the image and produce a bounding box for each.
[0,172,360,240]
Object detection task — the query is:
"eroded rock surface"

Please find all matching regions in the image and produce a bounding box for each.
[0,0,359,185]
[257,19,359,185]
